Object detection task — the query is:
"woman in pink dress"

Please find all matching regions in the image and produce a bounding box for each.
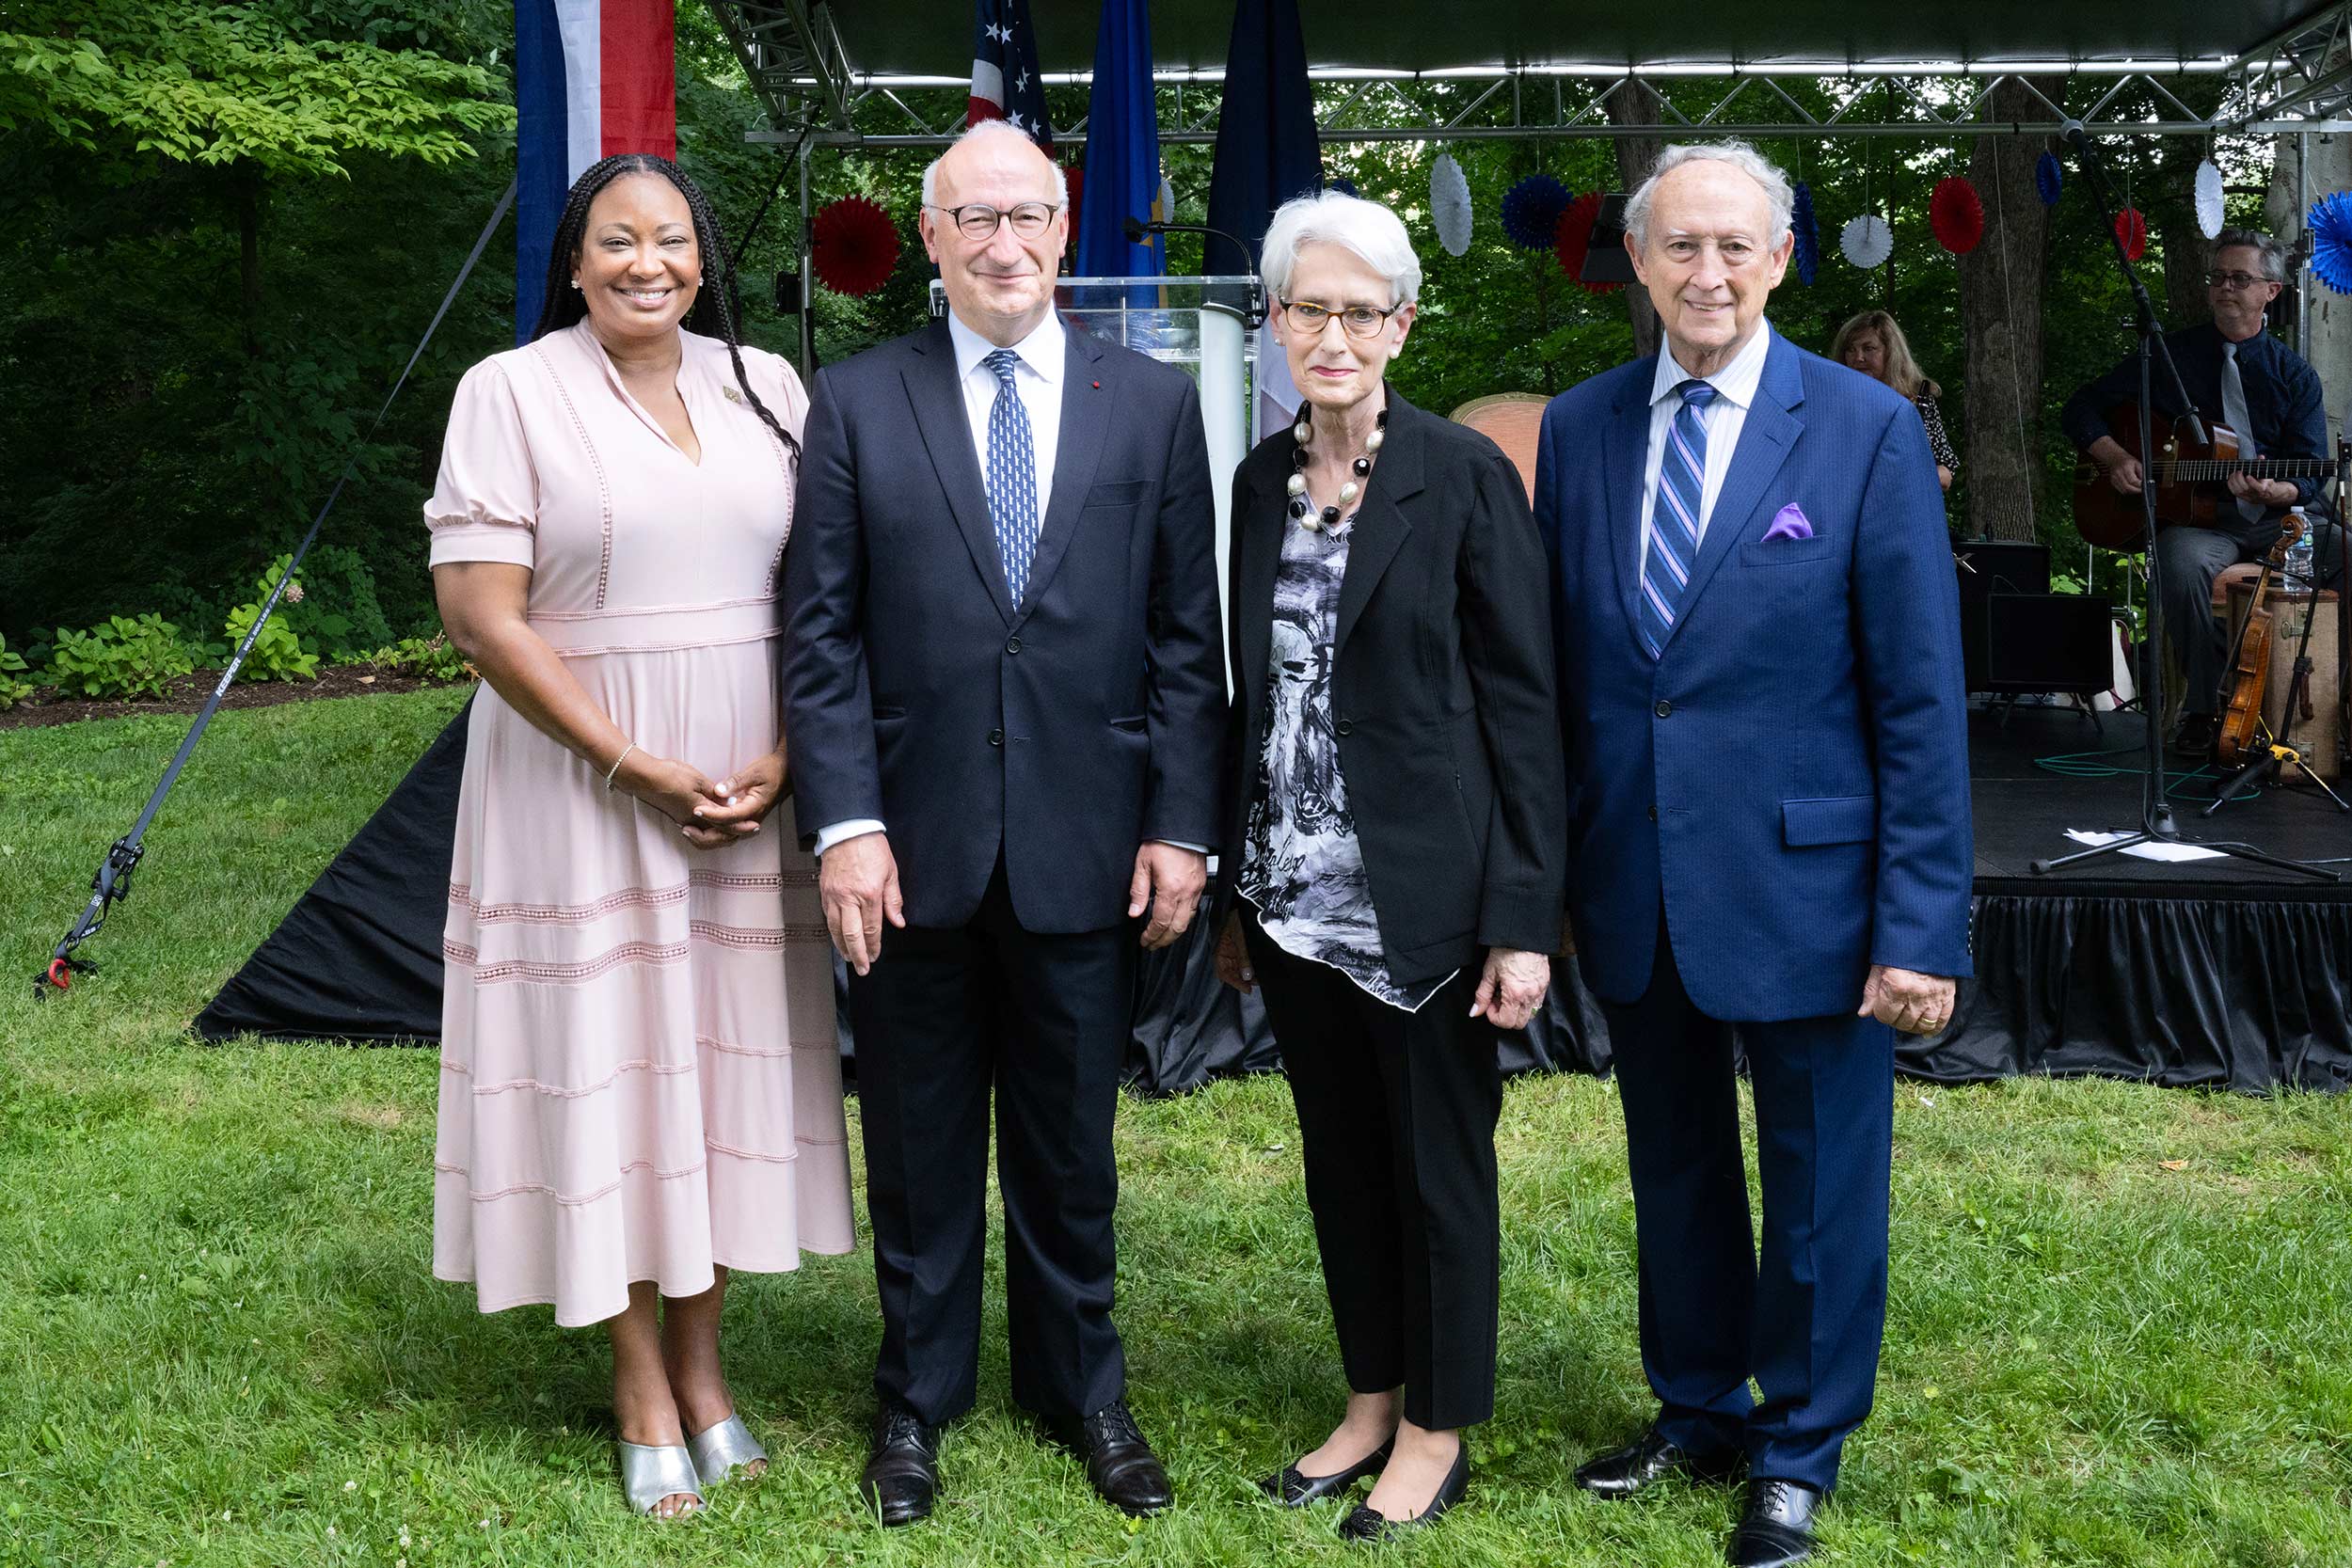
[426,153,853,1518]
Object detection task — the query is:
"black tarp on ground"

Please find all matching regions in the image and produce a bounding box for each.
[196,702,2348,1092]
[193,701,469,1045]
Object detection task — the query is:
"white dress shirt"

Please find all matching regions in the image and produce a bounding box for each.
[813,312,1069,857]
[814,310,1200,863]
[1637,319,1773,584]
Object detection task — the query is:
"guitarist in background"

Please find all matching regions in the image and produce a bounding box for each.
[2061,228,2344,755]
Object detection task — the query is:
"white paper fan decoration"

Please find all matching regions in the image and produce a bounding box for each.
[1431,153,1472,257]
[1156,172,1175,223]
[2194,160,2226,239]
[1841,214,1893,270]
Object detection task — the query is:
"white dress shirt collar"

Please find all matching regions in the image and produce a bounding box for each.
[1650,317,1773,413]
[947,308,1066,388]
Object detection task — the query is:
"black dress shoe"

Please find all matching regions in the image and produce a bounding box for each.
[1727,1478,1822,1567]
[1573,1425,1745,1498]
[1336,1441,1470,1543]
[1056,1400,1173,1516]
[1260,1436,1393,1507]
[858,1402,940,1528]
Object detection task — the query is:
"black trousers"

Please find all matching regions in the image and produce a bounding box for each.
[1244,915,1503,1431]
[847,860,1134,1427]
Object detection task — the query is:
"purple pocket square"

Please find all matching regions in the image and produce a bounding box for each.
[1761,504,1814,542]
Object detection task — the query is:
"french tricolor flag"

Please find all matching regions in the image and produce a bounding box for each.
[515,0,677,343]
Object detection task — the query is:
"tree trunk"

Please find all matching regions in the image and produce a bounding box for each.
[236,163,263,357]
[2272,127,2352,446]
[1958,80,2058,542]
[1607,78,1664,359]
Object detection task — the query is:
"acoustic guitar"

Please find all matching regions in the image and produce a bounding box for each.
[2071,402,2337,549]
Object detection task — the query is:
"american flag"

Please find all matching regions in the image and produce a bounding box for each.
[968,0,1054,148]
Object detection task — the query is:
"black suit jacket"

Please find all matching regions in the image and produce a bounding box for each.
[782,315,1228,933]
[1218,392,1565,985]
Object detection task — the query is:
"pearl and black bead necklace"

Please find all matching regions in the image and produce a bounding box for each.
[1286,404,1390,533]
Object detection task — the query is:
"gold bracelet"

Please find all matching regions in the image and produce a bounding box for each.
[603,742,637,791]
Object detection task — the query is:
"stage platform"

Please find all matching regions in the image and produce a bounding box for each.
[1909,706,2352,1092]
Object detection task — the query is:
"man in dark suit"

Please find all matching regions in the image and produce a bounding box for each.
[2061,228,2344,755]
[1534,142,1973,1568]
[781,119,1226,1525]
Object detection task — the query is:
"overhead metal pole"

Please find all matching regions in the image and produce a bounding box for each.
[798,135,815,375]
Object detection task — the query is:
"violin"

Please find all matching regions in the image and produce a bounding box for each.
[2215,511,2307,768]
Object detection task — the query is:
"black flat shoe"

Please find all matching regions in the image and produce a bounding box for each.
[1260,1436,1394,1507]
[858,1401,940,1528]
[1054,1399,1173,1516]
[1573,1424,1745,1498]
[1336,1442,1469,1543]
[1727,1478,1822,1567]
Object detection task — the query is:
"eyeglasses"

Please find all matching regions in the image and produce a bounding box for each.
[1279,298,1401,340]
[925,201,1062,241]
[2205,270,2271,291]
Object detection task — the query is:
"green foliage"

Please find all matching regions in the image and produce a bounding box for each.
[221,555,325,682]
[367,630,472,682]
[0,1,513,177]
[41,613,197,699]
[0,633,34,710]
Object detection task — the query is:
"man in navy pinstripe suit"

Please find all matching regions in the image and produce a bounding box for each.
[1534,142,1973,1568]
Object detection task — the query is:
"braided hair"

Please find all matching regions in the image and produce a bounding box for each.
[531,152,800,459]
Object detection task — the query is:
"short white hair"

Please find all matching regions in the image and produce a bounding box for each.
[1260,190,1422,308]
[921,119,1069,210]
[1624,140,1794,251]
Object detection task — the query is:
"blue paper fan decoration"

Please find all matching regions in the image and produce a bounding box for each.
[2035,151,2063,206]
[1327,176,1359,198]
[2310,192,2352,294]
[1502,174,1573,250]
[1790,182,1820,285]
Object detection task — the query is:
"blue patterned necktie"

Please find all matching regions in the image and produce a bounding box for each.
[1640,379,1718,657]
[981,348,1041,605]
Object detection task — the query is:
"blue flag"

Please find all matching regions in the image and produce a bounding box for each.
[1072,0,1161,291]
[1205,0,1320,281]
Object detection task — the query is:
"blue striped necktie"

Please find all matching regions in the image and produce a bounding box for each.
[1641,379,1718,657]
[981,348,1041,605]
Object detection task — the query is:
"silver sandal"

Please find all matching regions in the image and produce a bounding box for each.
[688,1414,770,1487]
[618,1440,704,1516]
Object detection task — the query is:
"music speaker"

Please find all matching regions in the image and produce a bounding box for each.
[1954,540,2051,690]
[1986,593,2115,695]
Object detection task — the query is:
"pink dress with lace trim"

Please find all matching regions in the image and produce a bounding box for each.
[425,322,853,1326]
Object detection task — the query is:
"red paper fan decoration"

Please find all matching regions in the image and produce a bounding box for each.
[1552,193,1622,293]
[2114,207,2148,261]
[1062,161,1084,255]
[1930,177,1984,254]
[812,196,899,297]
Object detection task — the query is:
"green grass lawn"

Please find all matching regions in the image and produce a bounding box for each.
[3,689,2350,1567]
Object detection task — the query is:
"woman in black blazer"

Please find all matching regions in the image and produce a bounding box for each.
[1213,192,1566,1542]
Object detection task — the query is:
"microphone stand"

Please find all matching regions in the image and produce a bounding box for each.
[1121,216,1266,325]
[2031,123,2338,881]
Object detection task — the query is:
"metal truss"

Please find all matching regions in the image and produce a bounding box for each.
[706,0,855,135]
[707,0,2352,147]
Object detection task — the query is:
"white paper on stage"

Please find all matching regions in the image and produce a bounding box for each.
[2062,830,2228,863]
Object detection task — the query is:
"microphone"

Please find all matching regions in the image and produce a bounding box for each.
[1118,217,1267,323]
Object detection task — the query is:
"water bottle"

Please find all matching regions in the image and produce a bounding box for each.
[2283,522,2316,592]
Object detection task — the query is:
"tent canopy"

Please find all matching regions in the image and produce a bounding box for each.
[831,0,2328,77]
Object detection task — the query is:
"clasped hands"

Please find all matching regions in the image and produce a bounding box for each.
[614,747,790,850]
